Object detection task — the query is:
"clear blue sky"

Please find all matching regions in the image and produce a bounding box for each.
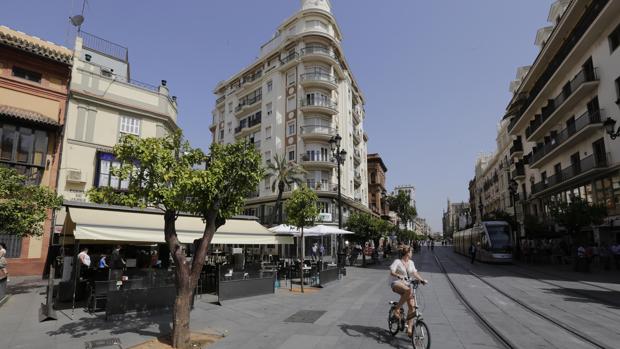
[2,0,554,232]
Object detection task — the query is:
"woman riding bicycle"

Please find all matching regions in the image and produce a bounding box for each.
[389,245,428,337]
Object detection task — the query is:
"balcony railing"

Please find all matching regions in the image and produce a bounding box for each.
[528,110,602,166]
[235,94,262,113]
[80,31,128,62]
[216,96,226,105]
[531,153,610,194]
[512,163,525,179]
[510,140,523,155]
[300,72,337,84]
[242,71,262,84]
[301,155,334,165]
[300,125,336,136]
[235,115,262,134]
[306,180,337,192]
[300,98,338,110]
[280,52,299,65]
[525,67,598,139]
[300,46,337,60]
[507,0,608,131]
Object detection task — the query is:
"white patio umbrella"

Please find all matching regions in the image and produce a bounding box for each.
[306,224,355,236]
[268,224,300,234]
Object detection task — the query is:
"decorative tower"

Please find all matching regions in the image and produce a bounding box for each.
[301,0,332,13]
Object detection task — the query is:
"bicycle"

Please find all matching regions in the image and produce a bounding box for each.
[387,278,431,349]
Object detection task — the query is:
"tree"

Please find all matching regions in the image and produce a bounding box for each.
[548,197,607,243]
[387,191,417,231]
[346,212,385,266]
[0,167,63,237]
[88,132,262,349]
[265,154,306,225]
[285,185,318,293]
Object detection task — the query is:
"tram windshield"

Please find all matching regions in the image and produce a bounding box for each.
[486,224,511,251]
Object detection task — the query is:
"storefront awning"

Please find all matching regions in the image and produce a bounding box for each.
[63,207,293,245]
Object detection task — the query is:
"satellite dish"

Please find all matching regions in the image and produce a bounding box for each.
[69,15,84,27]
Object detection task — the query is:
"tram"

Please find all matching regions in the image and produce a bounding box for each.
[453,221,513,263]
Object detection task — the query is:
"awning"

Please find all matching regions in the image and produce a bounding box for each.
[63,207,292,245]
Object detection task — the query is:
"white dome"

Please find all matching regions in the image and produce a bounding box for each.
[301,0,331,13]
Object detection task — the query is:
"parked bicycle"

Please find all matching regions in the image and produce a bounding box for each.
[387,278,431,349]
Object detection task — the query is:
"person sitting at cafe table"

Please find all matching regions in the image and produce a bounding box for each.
[98,254,109,269]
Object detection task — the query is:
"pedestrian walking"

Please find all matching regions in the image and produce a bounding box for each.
[311,242,318,261]
[98,254,109,269]
[469,243,477,264]
[0,242,8,282]
[319,243,325,261]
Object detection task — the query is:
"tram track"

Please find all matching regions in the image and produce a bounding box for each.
[436,251,613,349]
[433,254,517,349]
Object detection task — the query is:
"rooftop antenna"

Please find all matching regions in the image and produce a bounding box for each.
[69,0,87,32]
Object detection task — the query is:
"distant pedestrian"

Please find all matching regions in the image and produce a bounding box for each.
[311,243,318,261]
[469,243,477,264]
[319,244,325,261]
[78,247,91,268]
[0,242,8,281]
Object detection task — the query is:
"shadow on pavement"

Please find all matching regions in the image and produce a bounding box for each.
[541,287,620,309]
[46,313,172,339]
[338,324,411,348]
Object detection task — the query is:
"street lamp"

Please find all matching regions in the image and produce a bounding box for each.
[508,178,520,259]
[329,134,347,263]
[603,117,620,139]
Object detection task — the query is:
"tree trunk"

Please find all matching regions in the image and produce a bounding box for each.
[299,228,304,293]
[271,181,284,225]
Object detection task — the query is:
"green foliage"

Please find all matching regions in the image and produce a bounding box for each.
[285,185,319,229]
[0,167,63,237]
[265,154,306,224]
[548,196,607,237]
[523,214,552,239]
[386,191,417,229]
[88,131,263,219]
[346,212,390,244]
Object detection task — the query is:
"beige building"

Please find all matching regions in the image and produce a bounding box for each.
[210,0,370,227]
[56,32,177,231]
[0,26,72,275]
[503,0,620,243]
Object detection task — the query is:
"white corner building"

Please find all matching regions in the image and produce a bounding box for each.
[211,0,371,225]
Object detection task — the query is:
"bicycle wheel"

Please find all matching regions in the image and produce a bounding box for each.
[387,307,400,336]
[411,320,431,349]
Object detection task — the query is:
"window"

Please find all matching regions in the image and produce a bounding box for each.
[317,202,329,214]
[286,97,296,111]
[219,129,224,140]
[227,122,232,134]
[609,22,620,53]
[120,116,140,135]
[12,66,42,83]
[288,149,295,161]
[96,153,130,190]
[287,70,296,86]
[266,102,273,116]
[615,76,620,104]
[0,124,48,184]
[264,151,272,164]
[267,80,273,93]
[265,126,272,140]
[287,121,296,136]
[228,102,233,113]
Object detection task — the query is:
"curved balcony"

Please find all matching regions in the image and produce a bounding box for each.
[300,98,338,115]
[300,72,338,90]
[531,153,611,197]
[305,180,338,193]
[301,155,336,169]
[300,46,339,65]
[300,125,336,141]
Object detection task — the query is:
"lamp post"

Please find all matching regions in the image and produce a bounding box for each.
[329,134,347,266]
[508,178,520,259]
[603,117,620,139]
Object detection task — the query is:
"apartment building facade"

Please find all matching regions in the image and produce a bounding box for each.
[504,0,620,244]
[367,153,389,218]
[55,32,177,236]
[392,185,416,230]
[210,0,370,226]
[442,200,471,238]
[0,26,72,275]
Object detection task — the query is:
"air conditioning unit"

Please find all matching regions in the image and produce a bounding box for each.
[66,169,85,183]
